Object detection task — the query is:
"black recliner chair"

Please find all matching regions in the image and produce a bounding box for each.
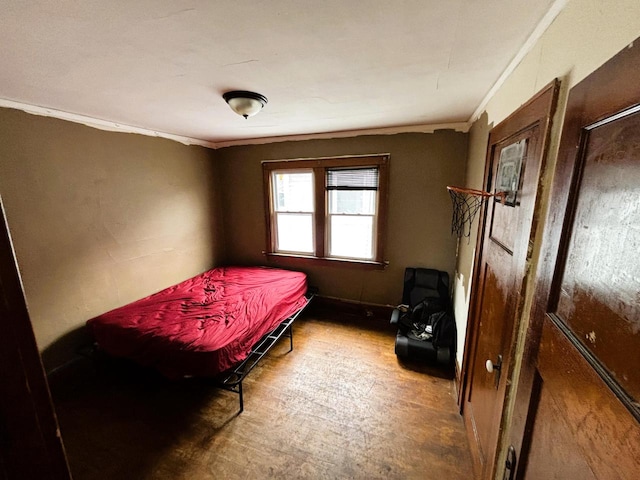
[390,267,455,365]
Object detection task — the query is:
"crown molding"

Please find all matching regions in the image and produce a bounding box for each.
[468,0,568,123]
[0,98,218,149]
[213,122,470,149]
[1,98,469,150]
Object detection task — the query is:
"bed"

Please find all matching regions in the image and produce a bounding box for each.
[86,266,311,410]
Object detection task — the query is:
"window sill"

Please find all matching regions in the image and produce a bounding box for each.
[264,252,388,270]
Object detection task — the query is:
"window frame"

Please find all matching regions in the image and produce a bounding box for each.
[262,154,389,269]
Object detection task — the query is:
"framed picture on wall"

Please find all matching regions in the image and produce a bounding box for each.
[495,138,527,206]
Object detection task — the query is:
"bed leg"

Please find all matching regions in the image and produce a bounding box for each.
[238,381,244,414]
[288,325,294,352]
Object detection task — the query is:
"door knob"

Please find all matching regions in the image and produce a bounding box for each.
[485,358,501,373]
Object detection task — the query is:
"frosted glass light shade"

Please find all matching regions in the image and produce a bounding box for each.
[223,91,268,118]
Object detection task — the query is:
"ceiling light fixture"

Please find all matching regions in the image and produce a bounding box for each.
[222,90,268,119]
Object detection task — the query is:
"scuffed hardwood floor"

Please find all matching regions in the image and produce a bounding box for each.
[52,311,474,479]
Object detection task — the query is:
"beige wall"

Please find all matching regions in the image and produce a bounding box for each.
[217,131,468,306]
[453,0,640,476]
[452,112,490,365]
[0,108,225,370]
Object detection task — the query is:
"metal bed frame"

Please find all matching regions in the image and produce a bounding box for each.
[215,293,314,413]
[80,293,315,414]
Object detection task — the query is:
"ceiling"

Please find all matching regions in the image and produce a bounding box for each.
[0,1,561,148]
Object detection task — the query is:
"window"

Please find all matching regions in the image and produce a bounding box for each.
[326,167,378,259]
[263,155,389,267]
[272,170,314,254]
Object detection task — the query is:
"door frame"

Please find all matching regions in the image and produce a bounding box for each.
[458,80,559,479]
[0,197,71,479]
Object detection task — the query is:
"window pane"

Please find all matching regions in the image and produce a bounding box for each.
[328,190,376,215]
[273,171,313,212]
[329,215,373,259]
[276,213,314,253]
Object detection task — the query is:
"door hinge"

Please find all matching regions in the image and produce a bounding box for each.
[503,445,517,480]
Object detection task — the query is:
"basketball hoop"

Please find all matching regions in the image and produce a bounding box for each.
[447,186,505,239]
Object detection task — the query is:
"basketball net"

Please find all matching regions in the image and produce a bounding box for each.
[447,186,504,239]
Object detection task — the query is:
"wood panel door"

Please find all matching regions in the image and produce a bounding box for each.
[462,82,558,479]
[0,198,71,480]
[507,39,640,479]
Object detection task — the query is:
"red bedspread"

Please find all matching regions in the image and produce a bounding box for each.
[87,266,308,378]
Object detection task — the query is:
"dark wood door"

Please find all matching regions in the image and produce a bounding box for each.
[462,82,558,479]
[507,39,640,479]
[0,199,71,480]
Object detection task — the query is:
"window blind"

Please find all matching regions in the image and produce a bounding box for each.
[326,167,379,190]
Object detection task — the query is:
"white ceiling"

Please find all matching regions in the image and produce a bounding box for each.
[0,1,561,148]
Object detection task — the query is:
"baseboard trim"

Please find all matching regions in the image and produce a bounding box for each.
[455,359,463,407]
[309,295,394,322]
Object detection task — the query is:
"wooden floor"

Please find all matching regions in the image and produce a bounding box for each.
[52,311,474,479]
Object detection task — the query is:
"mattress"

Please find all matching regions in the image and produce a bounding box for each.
[87,266,308,378]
